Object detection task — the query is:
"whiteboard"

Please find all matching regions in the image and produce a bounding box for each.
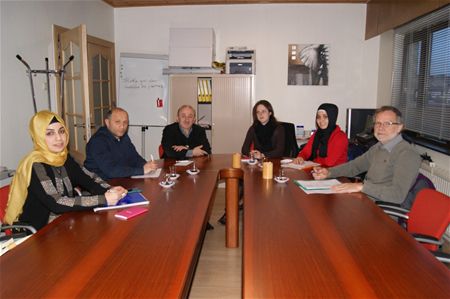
[119,53,169,126]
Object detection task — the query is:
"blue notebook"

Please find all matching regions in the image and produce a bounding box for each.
[94,192,149,212]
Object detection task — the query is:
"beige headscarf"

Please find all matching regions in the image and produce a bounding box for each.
[3,111,69,224]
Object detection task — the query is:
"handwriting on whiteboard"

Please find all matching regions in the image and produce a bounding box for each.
[122,78,164,89]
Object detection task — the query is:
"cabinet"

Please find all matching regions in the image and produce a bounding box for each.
[169,74,254,153]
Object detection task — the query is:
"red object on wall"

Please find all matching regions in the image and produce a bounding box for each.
[157,98,163,108]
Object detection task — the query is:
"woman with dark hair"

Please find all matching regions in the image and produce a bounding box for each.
[294,103,348,167]
[3,110,126,230]
[241,100,285,159]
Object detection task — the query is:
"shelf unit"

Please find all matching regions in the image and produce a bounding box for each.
[169,74,254,153]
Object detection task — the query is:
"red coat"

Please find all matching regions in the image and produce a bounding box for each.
[298,126,348,167]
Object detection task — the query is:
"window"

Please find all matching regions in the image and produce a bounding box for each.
[391,5,450,155]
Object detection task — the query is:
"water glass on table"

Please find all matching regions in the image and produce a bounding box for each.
[169,165,177,178]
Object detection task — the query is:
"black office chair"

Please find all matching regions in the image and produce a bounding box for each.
[280,122,299,158]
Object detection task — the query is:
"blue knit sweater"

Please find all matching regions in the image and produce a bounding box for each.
[84,127,146,179]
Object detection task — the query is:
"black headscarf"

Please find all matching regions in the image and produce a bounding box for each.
[254,119,277,153]
[309,103,338,160]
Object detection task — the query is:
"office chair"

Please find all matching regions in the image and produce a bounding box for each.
[158,144,164,159]
[376,173,435,211]
[280,122,299,158]
[0,185,10,221]
[1,185,36,242]
[381,189,450,263]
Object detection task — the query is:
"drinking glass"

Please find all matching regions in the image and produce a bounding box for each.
[250,152,255,163]
[169,165,177,177]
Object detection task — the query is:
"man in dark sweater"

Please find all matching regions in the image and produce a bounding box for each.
[84,108,157,180]
[161,105,211,159]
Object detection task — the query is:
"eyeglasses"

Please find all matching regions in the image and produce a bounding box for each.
[374,121,401,128]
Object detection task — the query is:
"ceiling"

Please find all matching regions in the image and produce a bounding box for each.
[103,0,367,8]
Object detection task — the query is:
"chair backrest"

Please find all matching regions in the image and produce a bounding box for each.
[280,122,299,158]
[0,185,10,222]
[158,144,164,159]
[402,173,435,209]
[408,189,450,251]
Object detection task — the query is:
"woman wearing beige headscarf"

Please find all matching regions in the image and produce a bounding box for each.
[3,111,126,230]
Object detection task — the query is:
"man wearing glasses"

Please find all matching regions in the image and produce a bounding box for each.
[312,106,421,206]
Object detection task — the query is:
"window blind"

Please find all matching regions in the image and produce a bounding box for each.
[391,5,450,142]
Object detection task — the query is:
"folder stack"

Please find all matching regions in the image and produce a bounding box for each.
[197,78,212,103]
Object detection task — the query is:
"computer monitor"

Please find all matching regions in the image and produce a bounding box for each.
[346,108,376,140]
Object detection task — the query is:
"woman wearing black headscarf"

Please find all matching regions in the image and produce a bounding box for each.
[294,103,348,167]
[241,100,285,159]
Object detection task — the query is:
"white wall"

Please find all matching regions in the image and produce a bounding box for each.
[114,4,379,133]
[0,0,114,169]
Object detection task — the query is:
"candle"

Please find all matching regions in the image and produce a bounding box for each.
[262,162,273,179]
[232,153,241,168]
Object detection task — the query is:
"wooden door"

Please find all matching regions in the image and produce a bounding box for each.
[88,39,116,133]
[58,25,90,163]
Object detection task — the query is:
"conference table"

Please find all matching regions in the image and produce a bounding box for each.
[242,158,450,298]
[0,157,218,298]
[1,154,450,298]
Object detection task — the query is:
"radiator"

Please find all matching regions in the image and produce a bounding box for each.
[419,162,450,196]
[419,161,450,241]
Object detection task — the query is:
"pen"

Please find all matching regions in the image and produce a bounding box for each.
[150,154,154,162]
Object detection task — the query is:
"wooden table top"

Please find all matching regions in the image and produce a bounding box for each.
[2,155,450,298]
[242,160,450,298]
[0,163,218,298]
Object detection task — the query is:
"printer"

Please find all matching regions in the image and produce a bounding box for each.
[226,47,255,74]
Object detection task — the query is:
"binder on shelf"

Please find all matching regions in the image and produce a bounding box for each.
[198,79,205,102]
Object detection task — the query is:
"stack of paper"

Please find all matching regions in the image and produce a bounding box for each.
[131,168,162,179]
[175,160,193,166]
[1,235,32,256]
[294,179,341,194]
[282,161,320,170]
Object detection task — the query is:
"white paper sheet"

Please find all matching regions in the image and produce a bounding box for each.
[131,168,162,179]
[175,160,193,166]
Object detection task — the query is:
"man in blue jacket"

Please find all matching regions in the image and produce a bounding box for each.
[84,107,157,180]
